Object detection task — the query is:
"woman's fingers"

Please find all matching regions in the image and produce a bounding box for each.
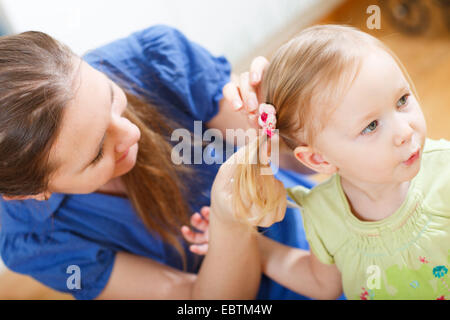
[223,75,258,129]
[239,72,259,113]
[222,56,268,114]
[250,56,269,104]
[249,56,269,86]
[240,177,286,228]
[223,81,243,111]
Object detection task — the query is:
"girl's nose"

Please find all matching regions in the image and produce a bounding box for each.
[112,116,141,153]
[394,119,414,146]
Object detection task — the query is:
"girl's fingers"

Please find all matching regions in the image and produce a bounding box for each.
[223,81,243,111]
[181,225,208,244]
[249,56,269,86]
[189,243,209,256]
[200,206,210,221]
[181,225,196,243]
[190,212,209,233]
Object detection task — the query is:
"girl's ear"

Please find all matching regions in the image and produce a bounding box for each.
[293,146,337,175]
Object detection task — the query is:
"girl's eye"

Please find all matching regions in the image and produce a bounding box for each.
[361,120,378,135]
[397,94,409,108]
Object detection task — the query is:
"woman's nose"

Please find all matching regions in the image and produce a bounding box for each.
[112,116,141,153]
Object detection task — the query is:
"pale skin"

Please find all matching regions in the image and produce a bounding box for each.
[183,47,428,299]
[2,54,308,299]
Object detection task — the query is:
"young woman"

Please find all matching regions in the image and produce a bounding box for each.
[0,25,314,299]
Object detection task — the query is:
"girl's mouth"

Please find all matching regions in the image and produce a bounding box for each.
[403,149,420,166]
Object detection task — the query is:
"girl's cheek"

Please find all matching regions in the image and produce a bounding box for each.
[408,103,426,136]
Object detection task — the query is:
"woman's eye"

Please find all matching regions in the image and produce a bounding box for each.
[361,120,378,135]
[397,94,409,108]
[91,147,104,166]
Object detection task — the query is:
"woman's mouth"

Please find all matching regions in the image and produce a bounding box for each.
[403,149,420,166]
[116,148,129,163]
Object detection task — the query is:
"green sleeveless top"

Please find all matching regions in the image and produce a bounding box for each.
[287,138,450,300]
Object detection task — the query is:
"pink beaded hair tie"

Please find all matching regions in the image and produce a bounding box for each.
[258,103,277,138]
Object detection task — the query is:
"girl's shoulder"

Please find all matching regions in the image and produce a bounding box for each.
[422,138,450,155]
[286,174,347,224]
[287,174,340,207]
[415,138,450,214]
[286,175,349,264]
[419,138,450,177]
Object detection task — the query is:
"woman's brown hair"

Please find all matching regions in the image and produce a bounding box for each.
[0,31,195,267]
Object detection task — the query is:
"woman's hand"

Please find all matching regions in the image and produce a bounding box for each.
[209,142,286,228]
[181,206,210,255]
[222,56,269,129]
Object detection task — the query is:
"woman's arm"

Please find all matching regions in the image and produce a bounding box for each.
[98,147,267,300]
[191,217,260,299]
[96,219,260,299]
[206,57,268,138]
[206,88,253,145]
[258,234,342,300]
[207,58,315,175]
[95,251,196,299]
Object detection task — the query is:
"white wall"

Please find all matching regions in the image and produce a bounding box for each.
[0,0,341,66]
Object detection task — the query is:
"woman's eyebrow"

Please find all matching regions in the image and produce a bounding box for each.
[81,82,114,171]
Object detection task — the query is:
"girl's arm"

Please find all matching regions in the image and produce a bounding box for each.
[181,207,343,300]
[258,234,343,300]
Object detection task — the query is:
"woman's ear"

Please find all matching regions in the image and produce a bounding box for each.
[293,146,337,175]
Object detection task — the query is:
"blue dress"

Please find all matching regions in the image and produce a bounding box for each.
[0,25,314,300]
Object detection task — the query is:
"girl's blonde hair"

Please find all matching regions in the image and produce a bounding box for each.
[232,24,419,226]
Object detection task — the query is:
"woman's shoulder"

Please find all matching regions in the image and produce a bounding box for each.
[0,194,66,232]
[83,24,230,124]
[82,24,187,78]
[82,24,219,76]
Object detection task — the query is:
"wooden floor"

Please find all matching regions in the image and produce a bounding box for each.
[319,0,450,141]
[0,0,448,299]
[312,0,450,182]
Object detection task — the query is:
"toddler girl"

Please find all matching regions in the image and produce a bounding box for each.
[184,24,450,300]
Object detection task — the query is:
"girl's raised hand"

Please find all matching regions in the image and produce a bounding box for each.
[181,206,210,255]
[222,56,269,129]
